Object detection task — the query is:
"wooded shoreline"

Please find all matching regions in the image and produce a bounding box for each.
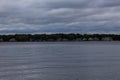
[0,34,120,42]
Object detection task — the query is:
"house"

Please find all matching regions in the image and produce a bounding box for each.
[88,38,94,41]
[76,38,82,41]
[102,37,113,41]
[93,37,99,41]
[9,38,16,42]
[0,38,3,42]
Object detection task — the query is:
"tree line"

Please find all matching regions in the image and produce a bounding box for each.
[0,34,120,42]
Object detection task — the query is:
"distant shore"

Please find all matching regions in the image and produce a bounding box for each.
[0,34,120,42]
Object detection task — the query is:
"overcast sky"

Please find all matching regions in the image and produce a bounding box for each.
[0,0,120,34]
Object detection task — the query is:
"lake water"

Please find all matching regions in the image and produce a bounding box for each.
[0,42,120,80]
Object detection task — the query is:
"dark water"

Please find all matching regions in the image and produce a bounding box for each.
[0,42,120,80]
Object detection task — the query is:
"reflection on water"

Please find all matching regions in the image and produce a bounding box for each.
[0,42,120,80]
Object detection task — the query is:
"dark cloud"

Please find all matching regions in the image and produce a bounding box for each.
[0,0,120,34]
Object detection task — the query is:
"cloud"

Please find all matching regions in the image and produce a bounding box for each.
[0,0,120,34]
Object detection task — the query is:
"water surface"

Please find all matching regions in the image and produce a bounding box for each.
[0,42,120,80]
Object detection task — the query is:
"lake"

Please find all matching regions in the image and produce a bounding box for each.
[0,42,120,80]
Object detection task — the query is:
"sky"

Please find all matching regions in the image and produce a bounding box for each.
[0,0,120,34]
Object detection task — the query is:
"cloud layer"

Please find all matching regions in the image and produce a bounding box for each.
[0,0,120,34]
